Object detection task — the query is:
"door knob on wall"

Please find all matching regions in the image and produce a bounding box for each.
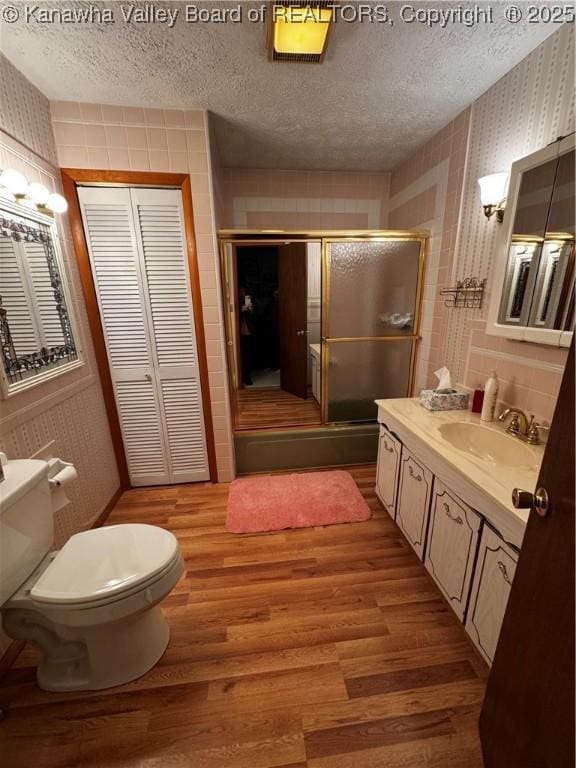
[512,487,549,517]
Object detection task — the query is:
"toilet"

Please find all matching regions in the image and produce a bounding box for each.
[0,456,184,692]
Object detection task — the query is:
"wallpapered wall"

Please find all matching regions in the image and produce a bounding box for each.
[217,167,391,229]
[49,101,235,482]
[389,24,574,423]
[0,55,120,657]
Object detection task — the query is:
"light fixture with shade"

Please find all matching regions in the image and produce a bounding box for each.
[0,168,28,196]
[45,193,68,214]
[478,172,509,222]
[27,182,51,205]
[0,168,68,214]
[269,2,333,62]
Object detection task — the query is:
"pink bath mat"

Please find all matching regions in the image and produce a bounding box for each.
[227,470,371,534]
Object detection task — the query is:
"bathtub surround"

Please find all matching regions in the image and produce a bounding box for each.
[49,102,235,482]
[389,25,574,423]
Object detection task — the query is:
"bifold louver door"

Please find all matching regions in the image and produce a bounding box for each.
[78,186,209,486]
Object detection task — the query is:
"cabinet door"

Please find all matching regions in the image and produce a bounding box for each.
[425,480,482,620]
[465,526,518,664]
[375,425,401,517]
[396,450,433,560]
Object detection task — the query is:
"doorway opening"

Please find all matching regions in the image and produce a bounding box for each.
[231,242,322,430]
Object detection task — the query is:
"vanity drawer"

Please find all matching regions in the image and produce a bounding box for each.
[424,480,482,620]
[465,525,518,664]
[375,425,402,518]
[396,449,433,560]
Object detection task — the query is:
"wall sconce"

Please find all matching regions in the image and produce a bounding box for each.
[0,168,68,214]
[478,172,509,223]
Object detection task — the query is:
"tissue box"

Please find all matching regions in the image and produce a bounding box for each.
[420,389,469,411]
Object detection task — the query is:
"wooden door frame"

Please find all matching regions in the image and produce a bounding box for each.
[61,168,218,488]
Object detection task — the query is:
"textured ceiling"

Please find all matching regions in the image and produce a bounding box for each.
[0,2,556,170]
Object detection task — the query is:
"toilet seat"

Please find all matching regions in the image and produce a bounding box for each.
[30,524,180,608]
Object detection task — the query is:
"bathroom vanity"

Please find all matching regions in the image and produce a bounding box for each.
[375,398,543,665]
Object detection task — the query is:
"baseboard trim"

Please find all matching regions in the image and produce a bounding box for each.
[91,486,123,529]
[0,486,123,680]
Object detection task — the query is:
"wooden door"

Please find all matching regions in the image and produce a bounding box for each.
[278,243,308,399]
[479,340,575,767]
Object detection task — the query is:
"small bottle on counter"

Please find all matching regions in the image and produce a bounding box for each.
[471,388,485,414]
[480,371,499,422]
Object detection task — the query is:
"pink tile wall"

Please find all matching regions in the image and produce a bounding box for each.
[219,168,391,229]
[50,101,235,481]
[389,109,470,392]
[388,26,573,425]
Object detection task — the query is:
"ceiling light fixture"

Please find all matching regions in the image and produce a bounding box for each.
[269,2,333,63]
[478,172,509,223]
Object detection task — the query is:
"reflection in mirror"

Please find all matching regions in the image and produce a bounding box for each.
[527,149,575,330]
[0,208,78,391]
[498,144,575,332]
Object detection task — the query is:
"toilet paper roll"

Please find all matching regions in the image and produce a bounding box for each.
[48,464,78,488]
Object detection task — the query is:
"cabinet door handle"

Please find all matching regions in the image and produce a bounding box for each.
[498,560,512,585]
[443,502,463,525]
[382,438,394,453]
[408,464,422,482]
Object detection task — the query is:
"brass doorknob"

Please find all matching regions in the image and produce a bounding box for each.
[512,487,549,517]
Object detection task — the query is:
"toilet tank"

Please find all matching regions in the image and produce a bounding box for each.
[0,457,53,606]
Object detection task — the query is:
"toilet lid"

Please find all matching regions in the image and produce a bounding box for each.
[31,524,180,605]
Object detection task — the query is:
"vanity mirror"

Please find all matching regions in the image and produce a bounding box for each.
[0,200,80,396]
[487,134,575,347]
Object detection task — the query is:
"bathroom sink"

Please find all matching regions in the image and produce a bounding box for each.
[438,422,539,471]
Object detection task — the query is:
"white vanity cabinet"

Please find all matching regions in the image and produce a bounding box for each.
[465,526,518,664]
[395,450,433,559]
[375,425,402,517]
[424,480,482,621]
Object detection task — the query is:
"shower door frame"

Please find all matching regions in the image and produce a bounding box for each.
[218,230,428,433]
[321,234,428,424]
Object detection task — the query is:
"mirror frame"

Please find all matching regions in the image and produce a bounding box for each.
[486,133,575,348]
[0,198,83,398]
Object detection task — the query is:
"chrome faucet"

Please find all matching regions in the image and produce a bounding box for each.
[498,407,529,437]
[498,408,549,445]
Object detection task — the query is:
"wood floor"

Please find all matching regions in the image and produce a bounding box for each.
[0,466,488,768]
[236,387,322,430]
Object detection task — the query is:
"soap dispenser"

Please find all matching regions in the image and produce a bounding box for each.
[480,371,499,422]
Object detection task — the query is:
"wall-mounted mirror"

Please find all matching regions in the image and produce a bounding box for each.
[0,201,80,396]
[488,134,575,347]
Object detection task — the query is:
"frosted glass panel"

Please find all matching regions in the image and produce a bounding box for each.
[327,340,413,422]
[328,240,420,338]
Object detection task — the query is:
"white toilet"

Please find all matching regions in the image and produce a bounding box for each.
[0,456,184,692]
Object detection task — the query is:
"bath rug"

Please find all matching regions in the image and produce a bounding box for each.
[227,470,371,534]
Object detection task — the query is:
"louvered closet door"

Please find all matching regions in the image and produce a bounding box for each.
[0,238,40,356]
[78,187,170,486]
[130,188,209,483]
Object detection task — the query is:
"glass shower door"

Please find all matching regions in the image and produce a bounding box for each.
[323,237,425,422]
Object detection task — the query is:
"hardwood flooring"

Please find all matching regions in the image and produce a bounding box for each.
[0,466,487,768]
[236,387,322,430]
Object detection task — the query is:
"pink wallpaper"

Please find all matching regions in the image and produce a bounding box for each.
[218,167,391,229]
[50,101,235,481]
[389,26,573,423]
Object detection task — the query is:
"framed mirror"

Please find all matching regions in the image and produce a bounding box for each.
[487,134,575,347]
[0,200,81,396]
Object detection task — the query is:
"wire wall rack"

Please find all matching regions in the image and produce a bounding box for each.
[440,277,487,309]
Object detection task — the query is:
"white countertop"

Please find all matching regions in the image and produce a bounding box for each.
[309,343,321,356]
[375,398,544,548]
